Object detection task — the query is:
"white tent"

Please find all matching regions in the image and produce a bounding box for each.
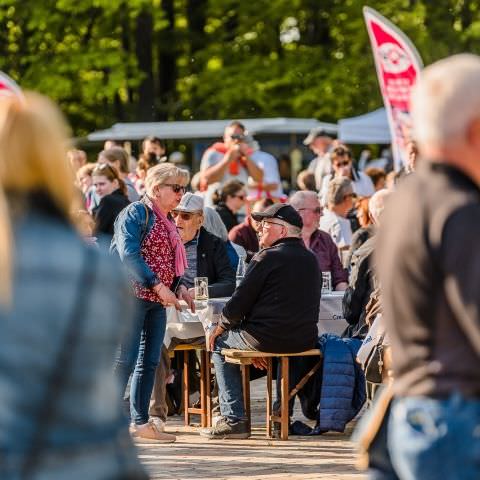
[338,108,390,144]
[87,117,337,142]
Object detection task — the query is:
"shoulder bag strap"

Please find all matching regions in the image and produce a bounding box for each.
[21,247,97,479]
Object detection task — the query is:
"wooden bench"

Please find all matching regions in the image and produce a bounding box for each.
[173,344,212,428]
[221,349,322,440]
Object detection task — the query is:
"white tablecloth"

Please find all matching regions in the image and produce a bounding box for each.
[165,293,346,348]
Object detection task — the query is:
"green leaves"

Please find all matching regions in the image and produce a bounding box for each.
[0,0,477,137]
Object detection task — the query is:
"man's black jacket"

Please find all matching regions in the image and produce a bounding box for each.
[180,227,235,298]
[220,237,321,353]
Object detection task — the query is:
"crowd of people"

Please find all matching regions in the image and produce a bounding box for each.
[1,52,479,479]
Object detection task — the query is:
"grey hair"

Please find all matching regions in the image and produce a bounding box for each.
[203,206,228,241]
[327,176,353,206]
[412,54,480,147]
[368,189,391,225]
[289,190,319,209]
[145,162,189,196]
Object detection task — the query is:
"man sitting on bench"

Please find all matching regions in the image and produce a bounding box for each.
[200,204,321,439]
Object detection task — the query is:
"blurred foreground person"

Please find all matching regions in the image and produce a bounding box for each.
[374,54,480,479]
[0,93,145,478]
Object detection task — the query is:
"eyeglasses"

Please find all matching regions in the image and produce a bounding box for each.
[334,160,351,168]
[344,193,356,200]
[233,194,246,201]
[260,220,285,229]
[163,183,186,194]
[172,211,198,221]
[298,207,323,215]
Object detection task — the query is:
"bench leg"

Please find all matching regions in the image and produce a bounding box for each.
[183,350,190,426]
[241,364,251,431]
[266,357,273,438]
[280,357,289,440]
[199,349,207,428]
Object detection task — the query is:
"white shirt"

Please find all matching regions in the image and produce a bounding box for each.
[247,150,283,199]
[319,209,352,249]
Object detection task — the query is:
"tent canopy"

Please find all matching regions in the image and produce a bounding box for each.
[87,117,338,142]
[338,108,390,144]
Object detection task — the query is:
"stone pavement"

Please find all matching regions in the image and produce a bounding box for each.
[136,378,367,480]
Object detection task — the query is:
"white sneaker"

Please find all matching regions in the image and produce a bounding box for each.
[150,416,166,432]
[131,420,176,443]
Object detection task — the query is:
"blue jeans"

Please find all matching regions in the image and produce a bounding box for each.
[384,394,480,480]
[115,298,167,425]
[212,329,256,422]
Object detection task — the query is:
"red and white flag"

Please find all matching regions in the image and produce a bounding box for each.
[0,71,23,100]
[363,6,423,170]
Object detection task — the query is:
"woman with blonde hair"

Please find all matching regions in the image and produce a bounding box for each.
[0,93,146,478]
[111,162,191,443]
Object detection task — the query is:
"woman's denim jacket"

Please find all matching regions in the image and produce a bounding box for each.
[110,200,158,288]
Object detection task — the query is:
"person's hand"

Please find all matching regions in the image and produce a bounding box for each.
[237,142,250,156]
[177,285,195,313]
[153,283,181,311]
[209,324,225,352]
[252,357,268,370]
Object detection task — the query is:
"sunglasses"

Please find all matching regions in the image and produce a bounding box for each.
[172,211,198,221]
[334,160,351,168]
[298,207,323,214]
[233,194,246,200]
[164,183,186,194]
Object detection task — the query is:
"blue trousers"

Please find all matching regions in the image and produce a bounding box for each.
[212,329,256,422]
[115,298,167,425]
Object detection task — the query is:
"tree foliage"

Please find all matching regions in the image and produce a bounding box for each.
[0,0,478,136]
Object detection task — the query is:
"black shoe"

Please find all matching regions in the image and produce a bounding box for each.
[199,417,250,439]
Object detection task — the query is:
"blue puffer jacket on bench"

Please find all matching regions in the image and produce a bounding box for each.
[313,333,366,433]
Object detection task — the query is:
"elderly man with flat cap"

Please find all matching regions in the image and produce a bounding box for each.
[201,203,321,439]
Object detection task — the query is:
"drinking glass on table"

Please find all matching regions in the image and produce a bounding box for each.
[194,276,209,301]
[321,271,332,294]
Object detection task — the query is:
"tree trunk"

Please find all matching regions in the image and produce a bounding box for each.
[157,0,176,120]
[135,7,155,120]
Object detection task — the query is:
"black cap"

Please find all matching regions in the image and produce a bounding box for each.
[251,203,303,229]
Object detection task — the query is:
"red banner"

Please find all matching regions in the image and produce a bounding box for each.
[363,7,423,170]
[0,72,23,100]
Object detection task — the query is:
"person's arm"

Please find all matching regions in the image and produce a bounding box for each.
[202,149,236,184]
[219,250,271,330]
[441,206,480,355]
[239,144,263,182]
[112,203,158,288]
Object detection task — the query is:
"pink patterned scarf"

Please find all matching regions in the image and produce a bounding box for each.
[148,197,187,277]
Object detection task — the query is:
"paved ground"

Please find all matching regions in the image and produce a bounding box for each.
[136,378,367,480]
